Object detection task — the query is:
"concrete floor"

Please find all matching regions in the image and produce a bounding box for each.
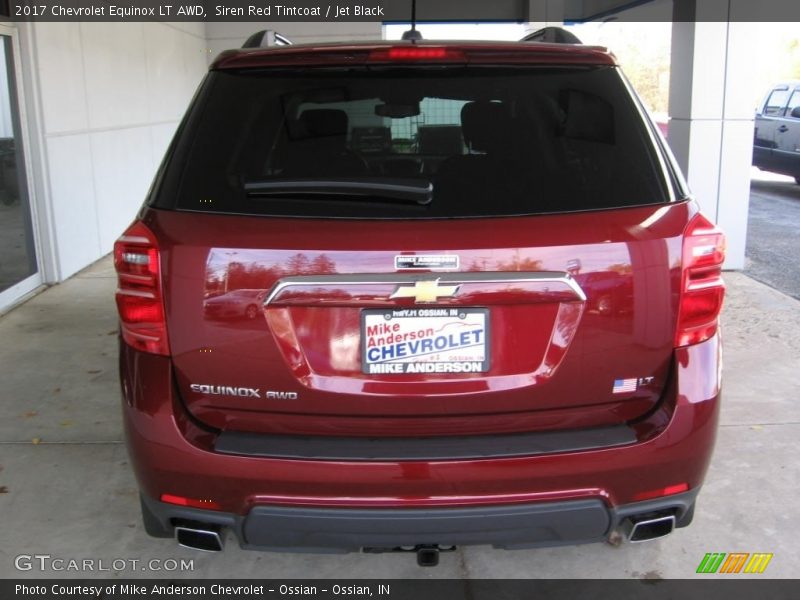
[0,257,798,579]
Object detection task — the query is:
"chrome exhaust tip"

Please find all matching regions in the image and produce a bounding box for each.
[623,514,676,543]
[175,525,224,552]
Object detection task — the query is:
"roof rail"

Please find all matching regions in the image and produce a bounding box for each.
[242,30,293,48]
[521,27,582,44]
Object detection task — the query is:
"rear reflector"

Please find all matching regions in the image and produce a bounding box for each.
[632,483,689,502]
[114,221,170,356]
[369,46,466,62]
[160,494,223,511]
[675,213,726,347]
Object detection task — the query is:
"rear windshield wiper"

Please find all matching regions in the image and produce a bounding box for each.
[244,178,433,206]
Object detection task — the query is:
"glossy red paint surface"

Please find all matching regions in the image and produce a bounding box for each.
[145,200,693,436]
[120,332,721,514]
[211,41,617,71]
[117,38,727,541]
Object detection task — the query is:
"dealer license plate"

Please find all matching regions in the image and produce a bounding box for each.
[361,308,489,374]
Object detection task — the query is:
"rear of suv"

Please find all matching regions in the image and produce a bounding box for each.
[116,36,725,560]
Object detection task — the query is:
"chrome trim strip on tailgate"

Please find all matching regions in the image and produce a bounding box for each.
[264,271,586,306]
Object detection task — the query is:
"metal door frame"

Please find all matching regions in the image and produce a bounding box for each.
[0,22,45,313]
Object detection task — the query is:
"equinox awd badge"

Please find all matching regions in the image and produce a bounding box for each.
[190,384,260,398]
[190,385,299,400]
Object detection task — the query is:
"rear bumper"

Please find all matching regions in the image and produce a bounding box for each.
[141,489,698,552]
[121,333,721,550]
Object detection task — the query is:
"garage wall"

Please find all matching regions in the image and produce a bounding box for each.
[26,22,208,280]
[204,22,382,60]
[19,21,380,285]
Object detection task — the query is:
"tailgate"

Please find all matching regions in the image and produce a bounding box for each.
[151,201,687,436]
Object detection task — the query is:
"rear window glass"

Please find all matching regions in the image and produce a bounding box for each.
[158,66,669,218]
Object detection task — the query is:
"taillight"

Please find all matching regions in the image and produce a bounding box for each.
[369,46,466,62]
[675,213,726,347]
[632,482,689,502]
[160,493,222,511]
[113,221,169,355]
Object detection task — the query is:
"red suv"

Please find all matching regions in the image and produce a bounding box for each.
[115,35,725,565]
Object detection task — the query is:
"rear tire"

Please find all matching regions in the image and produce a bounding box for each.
[140,495,173,538]
[795,176,800,185]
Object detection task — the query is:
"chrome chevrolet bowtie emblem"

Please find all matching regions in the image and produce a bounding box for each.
[389,279,460,303]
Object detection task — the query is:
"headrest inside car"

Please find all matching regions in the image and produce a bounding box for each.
[299,109,349,138]
[561,90,615,144]
[461,101,512,153]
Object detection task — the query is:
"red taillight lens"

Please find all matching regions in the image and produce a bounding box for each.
[114,221,169,355]
[369,46,466,62]
[676,213,726,347]
[160,493,222,511]
[632,482,689,502]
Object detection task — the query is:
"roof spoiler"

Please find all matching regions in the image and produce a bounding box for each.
[521,27,582,44]
[242,30,293,48]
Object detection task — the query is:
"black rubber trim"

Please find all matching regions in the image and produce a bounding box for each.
[213,425,637,461]
[242,500,610,551]
[140,488,701,552]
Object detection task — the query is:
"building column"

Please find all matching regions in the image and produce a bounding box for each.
[668,0,755,269]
